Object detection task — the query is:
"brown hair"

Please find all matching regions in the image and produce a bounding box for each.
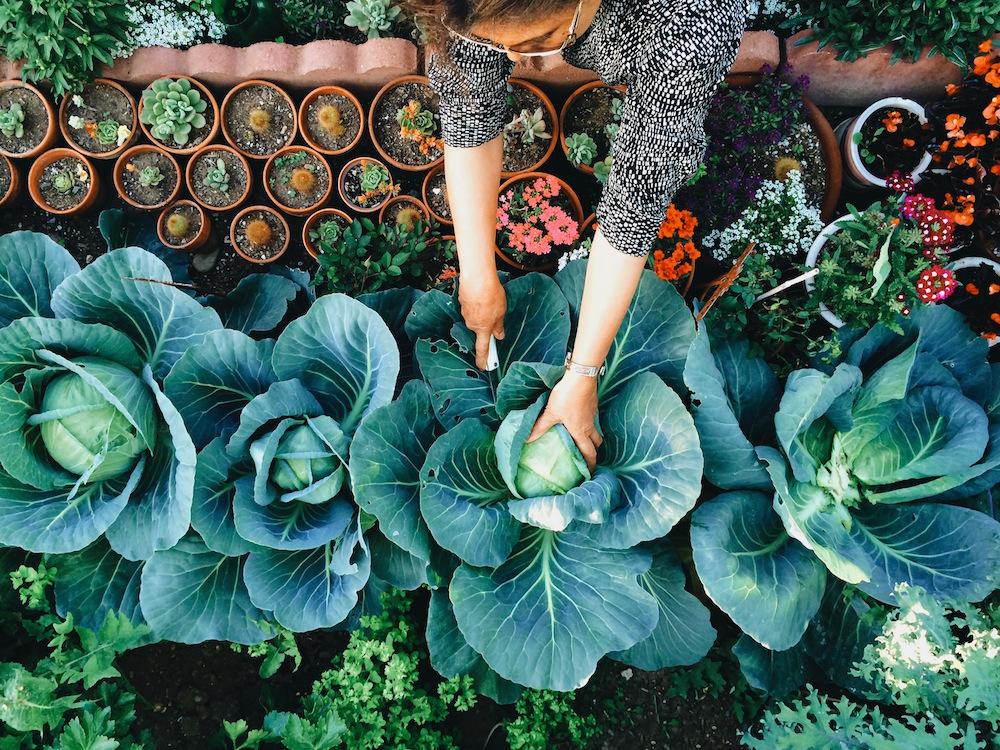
[403,0,577,51]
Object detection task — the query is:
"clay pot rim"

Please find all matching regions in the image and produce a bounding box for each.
[303,207,354,259]
[0,153,19,207]
[378,193,430,228]
[847,96,932,188]
[298,85,366,157]
[368,74,444,173]
[185,143,253,212]
[230,204,291,264]
[113,143,183,211]
[558,80,627,176]
[421,162,452,226]
[338,155,394,214]
[27,147,101,216]
[0,79,58,160]
[502,78,560,179]
[157,199,211,252]
[58,78,138,161]
[220,78,298,160]
[495,171,584,272]
[137,75,221,156]
[263,144,334,216]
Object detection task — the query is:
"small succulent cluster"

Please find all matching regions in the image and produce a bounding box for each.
[503,107,551,147]
[396,99,442,155]
[356,160,393,205]
[139,77,208,147]
[0,102,24,139]
[52,170,76,194]
[565,132,598,167]
[203,158,230,192]
[138,166,165,188]
[344,0,401,39]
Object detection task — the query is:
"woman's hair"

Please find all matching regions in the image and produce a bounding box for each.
[403,0,577,50]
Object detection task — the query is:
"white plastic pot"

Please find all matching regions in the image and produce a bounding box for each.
[837,97,933,189]
[804,214,850,329]
[945,255,1000,347]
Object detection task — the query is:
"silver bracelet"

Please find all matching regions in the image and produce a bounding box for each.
[565,353,605,378]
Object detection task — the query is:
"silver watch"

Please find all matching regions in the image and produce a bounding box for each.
[565,353,605,378]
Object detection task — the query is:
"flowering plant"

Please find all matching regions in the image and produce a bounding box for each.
[851,106,930,179]
[396,99,443,155]
[649,204,700,283]
[496,175,579,266]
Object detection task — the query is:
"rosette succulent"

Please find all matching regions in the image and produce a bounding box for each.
[344,0,402,39]
[139,77,208,147]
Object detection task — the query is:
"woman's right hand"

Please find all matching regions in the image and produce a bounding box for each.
[459,265,506,370]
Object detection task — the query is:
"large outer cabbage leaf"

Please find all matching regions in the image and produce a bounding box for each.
[0,232,79,326]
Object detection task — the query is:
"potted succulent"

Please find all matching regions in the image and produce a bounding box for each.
[0,153,20,209]
[185,143,252,212]
[422,162,452,225]
[113,145,182,211]
[495,172,583,272]
[945,255,1000,345]
[27,148,101,215]
[221,79,297,160]
[157,199,212,253]
[369,75,444,171]
[298,85,365,156]
[263,146,333,217]
[500,79,558,177]
[303,207,353,260]
[138,76,219,155]
[835,96,933,188]
[338,156,396,213]
[0,80,57,159]
[58,79,136,160]
[378,194,429,232]
[559,81,626,175]
[230,204,290,264]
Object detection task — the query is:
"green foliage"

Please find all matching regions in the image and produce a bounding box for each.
[784,0,1000,68]
[10,562,57,611]
[0,101,24,138]
[359,161,390,193]
[395,99,435,138]
[203,158,230,192]
[52,171,77,194]
[593,155,612,185]
[565,132,598,168]
[230,623,302,679]
[0,0,132,100]
[94,119,120,146]
[138,77,208,147]
[278,0,349,43]
[503,690,600,750]
[137,166,165,188]
[660,643,764,725]
[503,107,552,148]
[343,0,401,39]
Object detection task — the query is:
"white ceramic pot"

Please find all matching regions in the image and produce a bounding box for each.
[804,214,850,329]
[945,255,1000,347]
[837,97,933,189]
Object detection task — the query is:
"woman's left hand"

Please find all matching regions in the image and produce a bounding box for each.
[526,372,602,473]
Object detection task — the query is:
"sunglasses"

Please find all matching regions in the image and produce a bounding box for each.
[444,0,583,57]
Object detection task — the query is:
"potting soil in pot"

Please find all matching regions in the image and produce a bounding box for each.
[121,150,178,207]
[64,83,134,155]
[226,84,294,157]
[0,158,10,198]
[562,85,623,165]
[425,169,451,221]
[948,262,1000,342]
[0,86,49,155]
[233,209,286,261]
[304,92,362,152]
[160,203,203,248]
[372,81,443,167]
[38,157,91,211]
[190,149,249,208]
[502,84,553,173]
[858,107,926,178]
[267,150,330,211]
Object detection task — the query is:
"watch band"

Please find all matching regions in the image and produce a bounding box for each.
[565,353,605,378]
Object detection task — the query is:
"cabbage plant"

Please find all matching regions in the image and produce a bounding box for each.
[685,305,1000,684]
[350,264,712,693]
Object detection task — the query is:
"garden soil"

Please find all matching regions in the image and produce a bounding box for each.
[0,85,49,155]
[120,149,179,207]
[189,148,250,208]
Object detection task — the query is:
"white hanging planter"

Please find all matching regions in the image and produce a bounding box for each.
[835,97,933,189]
[804,215,851,329]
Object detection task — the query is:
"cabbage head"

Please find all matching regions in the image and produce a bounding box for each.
[513,425,589,498]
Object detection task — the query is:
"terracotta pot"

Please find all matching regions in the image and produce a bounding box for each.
[137,75,220,156]
[368,74,444,172]
[0,80,58,159]
[495,171,584,272]
[834,96,932,190]
[724,72,842,223]
[558,80,626,175]
[338,156,394,213]
[421,162,452,226]
[0,153,21,208]
[298,85,365,156]
[27,148,102,215]
[230,204,290,264]
[185,143,252,212]
[58,78,138,160]
[302,207,353,259]
[113,144,183,210]
[263,145,333,217]
[501,78,559,178]
[220,78,297,160]
[378,194,429,229]
[157,200,212,253]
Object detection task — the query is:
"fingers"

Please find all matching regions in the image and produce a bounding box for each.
[493,323,505,340]
[474,330,490,370]
[578,437,598,474]
[526,411,556,443]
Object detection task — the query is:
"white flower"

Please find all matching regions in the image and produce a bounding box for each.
[120,0,226,55]
[116,125,131,147]
[68,115,85,130]
[71,95,84,108]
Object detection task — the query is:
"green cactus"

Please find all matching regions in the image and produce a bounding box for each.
[203,158,230,192]
[138,166,165,188]
[0,102,25,139]
[565,132,598,168]
[344,0,402,39]
[139,77,208,147]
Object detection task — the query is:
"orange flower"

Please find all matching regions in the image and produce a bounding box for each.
[438,266,458,281]
[984,96,1000,124]
[882,110,903,133]
[979,40,994,54]
[974,53,993,76]
[950,155,967,167]
[967,282,980,295]
[946,114,966,137]
[968,132,987,147]
[125,163,135,171]
[902,138,915,148]
[992,313,1000,325]
[968,157,979,167]
[946,83,958,96]
[963,176,977,185]
[991,284,1000,294]
[992,164,1000,175]
[941,140,950,152]
[988,66,1000,88]
[890,217,900,227]
[84,121,98,139]
[986,332,998,341]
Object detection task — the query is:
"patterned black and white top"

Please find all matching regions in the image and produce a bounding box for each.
[427,0,747,257]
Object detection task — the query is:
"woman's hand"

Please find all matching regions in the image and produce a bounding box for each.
[526,372,601,473]
[459,267,506,370]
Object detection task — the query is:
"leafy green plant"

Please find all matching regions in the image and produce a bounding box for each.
[593,155,612,185]
[138,77,209,147]
[203,158,230,191]
[783,0,1000,68]
[138,165,165,187]
[0,101,24,138]
[565,132,598,167]
[504,690,600,750]
[344,0,401,39]
[0,0,132,100]
[278,0,350,43]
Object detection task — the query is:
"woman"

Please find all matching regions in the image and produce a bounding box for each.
[418,0,745,471]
